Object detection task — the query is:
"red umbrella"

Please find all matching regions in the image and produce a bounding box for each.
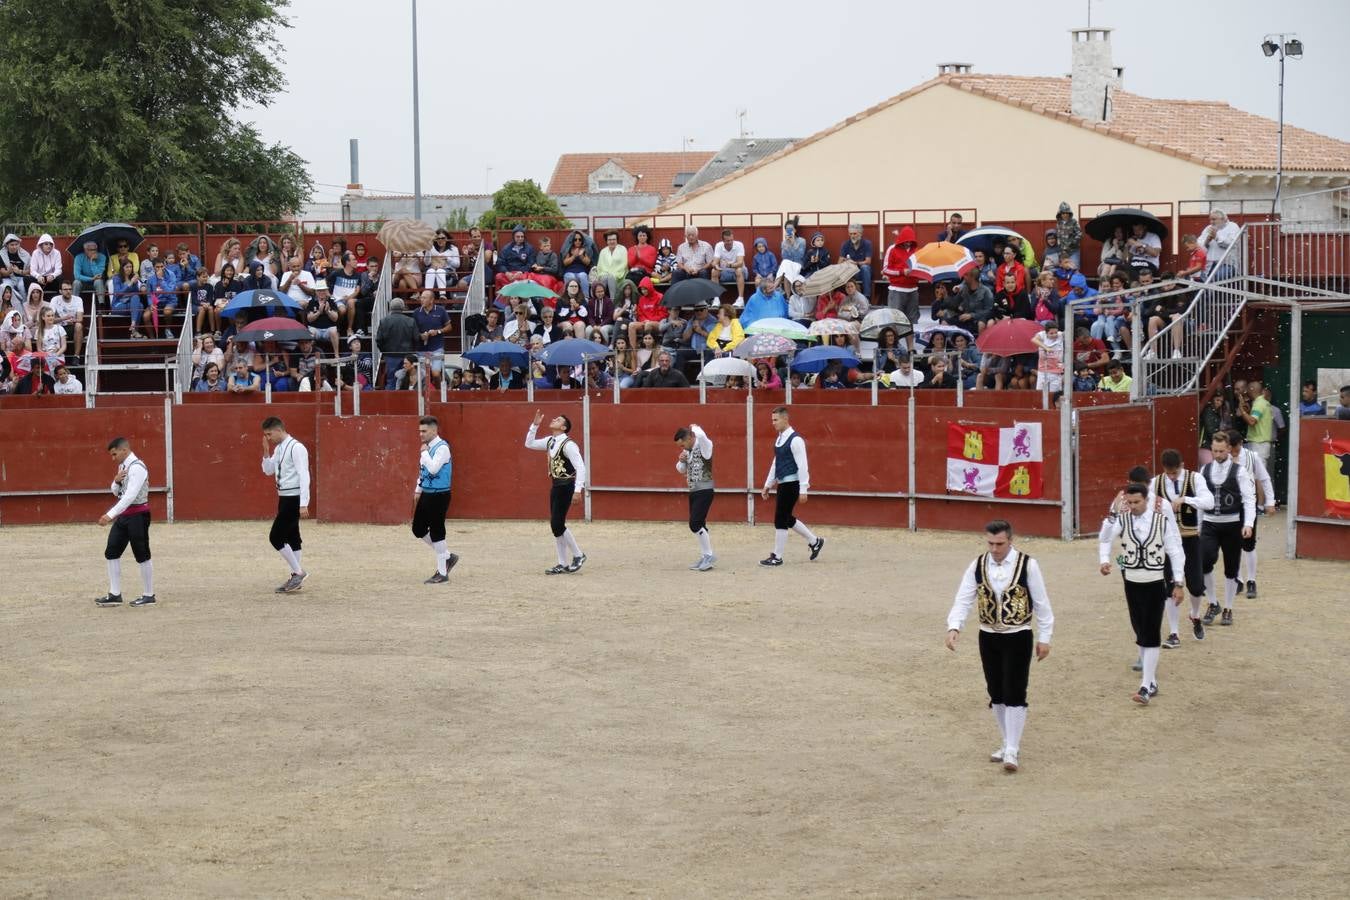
[237,316,313,343]
[976,318,1043,356]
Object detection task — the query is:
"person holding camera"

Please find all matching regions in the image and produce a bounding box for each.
[306,282,342,355]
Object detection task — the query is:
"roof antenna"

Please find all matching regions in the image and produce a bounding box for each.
[736,108,751,139]
[1086,0,1091,28]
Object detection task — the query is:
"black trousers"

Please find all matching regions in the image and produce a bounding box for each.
[978,629,1033,708]
[105,511,152,563]
[774,481,800,530]
[1162,534,1205,597]
[412,491,451,542]
[1201,520,1242,580]
[1242,514,1258,553]
[689,488,714,533]
[549,481,575,537]
[1124,578,1167,648]
[269,495,303,551]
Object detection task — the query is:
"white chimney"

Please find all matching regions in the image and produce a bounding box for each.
[1070,27,1119,122]
[936,62,973,75]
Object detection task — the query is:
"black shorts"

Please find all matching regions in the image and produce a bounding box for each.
[1124,579,1167,648]
[1201,520,1242,580]
[689,489,714,533]
[774,481,800,530]
[106,511,151,563]
[978,629,1034,708]
[549,481,575,537]
[269,495,303,551]
[1242,515,1258,552]
[412,491,451,542]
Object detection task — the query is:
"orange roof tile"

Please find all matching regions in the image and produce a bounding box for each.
[546,152,715,200]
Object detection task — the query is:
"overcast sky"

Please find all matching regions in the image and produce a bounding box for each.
[246,0,1350,204]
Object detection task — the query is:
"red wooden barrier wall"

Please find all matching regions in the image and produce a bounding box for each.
[1296,418,1350,561]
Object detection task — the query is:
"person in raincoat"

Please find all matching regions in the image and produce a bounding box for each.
[1054,201,1082,267]
[751,237,777,281]
[0,233,31,296]
[881,226,920,351]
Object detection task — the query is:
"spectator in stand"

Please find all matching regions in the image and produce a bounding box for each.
[246,236,276,275]
[73,241,107,306]
[423,251,450,298]
[786,277,814,326]
[220,314,252,360]
[1031,321,1064,394]
[588,281,616,344]
[1007,233,1037,272]
[164,249,185,297]
[240,259,274,293]
[413,289,451,384]
[1007,358,1034,390]
[274,237,296,273]
[972,248,996,291]
[376,297,418,390]
[882,226,920,350]
[1,306,28,348]
[227,358,259,393]
[1041,229,1061,270]
[326,237,348,270]
[930,281,961,326]
[426,229,461,285]
[1091,272,1130,355]
[712,229,748,303]
[1197,210,1240,279]
[1072,365,1099,392]
[209,263,243,337]
[996,245,1028,297]
[1143,281,1186,359]
[595,229,629,297]
[683,304,716,366]
[213,238,242,278]
[613,335,638,389]
[921,354,958,389]
[586,360,613,390]
[632,331,660,381]
[144,258,180,338]
[342,334,374,390]
[673,226,714,284]
[560,230,593,296]
[557,280,589,338]
[459,226,492,287]
[751,237,777,283]
[937,213,966,244]
[191,334,225,382]
[331,253,368,336]
[1030,271,1062,326]
[880,354,924,388]
[993,271,1031,322]
[874,327,905,374]
[291,339,327,391]
[0,233,31,295]
[1062,271,1097,331]
[651,238,677,287]
[628,277,666,348]
[742,276,788,330]
[137,242,162,281]
[393,250,422,296]
[839,225,874,299]
[952,332,981,387]
[301,280,342,354]
[110,261,147,338]
[352,256,379,334]
[641,350,690,388]
[476,307,509,345]
[35,306,66,375]
[528,235,561,294]
[280,254,317,308]
[611,280,637,342]
[954,267,994,334]
[1072,327,1109,374]
[627,225,657,283]
[1099,359,1132,393]
[1098,225,1126,282]
[534,305,565,345]
[51,281,84,357]
[801,232,831,278]
[1054,202,1082,267]
[1298,381,1326,416]
[194,361,226,392]
[777,217,806,287]
[1336,385,1350,420]
[351,241,368,273]
[706,303,744,357]
[754,359,782,389]
[1177,234,1207,279]
[488,356,523,391]
[53,363,82,395]
[1126,222,1161,276]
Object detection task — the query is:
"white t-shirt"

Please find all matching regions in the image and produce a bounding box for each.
[1130,232,1161,268]
[713,241,745,268]
[51,294,83,321]
[40,324,66,354]
[53,374,83,394]
[281,269,315,304]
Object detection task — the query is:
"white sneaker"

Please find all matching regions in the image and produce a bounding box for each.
[1143,347,1155,359]
[688,556,706,571]
[1002,749,1019,772]
[696,554,716,572]
[990,747,1006,763]
[1170,349,1182,359]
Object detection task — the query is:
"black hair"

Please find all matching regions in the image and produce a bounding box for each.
[1160,449,1182,468]
[419,416,439,427]
[771,405,789,417]
[1127,465,1150,482]
[603,230,619,241]
[1124,483,1148,497]
[1228,431,1245,445]
[261,416,284,431]
[721,228,733,238]
[107,436,129,450]
[1302,380,1316,389]
[1107,360,1123,372]
[559,415,573,433]
[673,427,691,442]
[984,519,1012,537]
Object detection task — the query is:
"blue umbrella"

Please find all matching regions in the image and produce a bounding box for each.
[463,340,529,369]
[535,338,612,367]
[221,289,303,315]
[954,225,1025,256]
[790,345,859,374]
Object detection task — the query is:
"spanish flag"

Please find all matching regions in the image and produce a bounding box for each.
[1325,438,1350,518]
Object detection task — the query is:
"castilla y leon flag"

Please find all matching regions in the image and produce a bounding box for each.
[946,422,1044,499]
[1324,437,1350,518]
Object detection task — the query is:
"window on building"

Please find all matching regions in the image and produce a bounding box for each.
[596,178,625,193]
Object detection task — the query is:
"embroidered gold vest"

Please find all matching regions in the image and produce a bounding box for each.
[974,552,1033,630]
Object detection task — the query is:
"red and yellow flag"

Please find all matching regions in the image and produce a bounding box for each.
[1325,438,1350,518]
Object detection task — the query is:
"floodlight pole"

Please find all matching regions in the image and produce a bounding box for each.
[1273,42,1285,217]
[411,0,423,221]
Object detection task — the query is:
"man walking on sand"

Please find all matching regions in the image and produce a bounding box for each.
[760,406,824,567]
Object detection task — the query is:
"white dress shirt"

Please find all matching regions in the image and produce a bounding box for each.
[1156,468,1216,516]
[262,436,311,506]
[1098,507,1186,581]
[946,548,1054,642]
[675,424,714,475]
[1201,457,1255,527]
[106,452,150,519]
[1235,447,1275,509]
[764,427,810,494]
[414,439,452,495]
[525,424,586,492]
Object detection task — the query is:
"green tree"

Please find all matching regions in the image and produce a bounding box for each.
[43,191,139,226]
[441,207,471,231]
[0,0,312,223]
[477,180,570,231]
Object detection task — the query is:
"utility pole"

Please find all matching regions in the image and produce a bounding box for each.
[411,0,423,220]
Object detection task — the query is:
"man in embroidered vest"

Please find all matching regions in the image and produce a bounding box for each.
[261,416,312,594]
[412,416,459,584]
[1228,431,1276,600]
[945,520,1054,773]
[95,437,157,607]
[1099,483,1186,705]
[674,424,717,571]
[1199,431,1256,627]
[525,410,588,575]
[759,406,825,567]
[1154,448,1215,646]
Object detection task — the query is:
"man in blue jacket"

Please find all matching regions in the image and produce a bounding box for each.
[738,276,788,329]
[493,225,536,289]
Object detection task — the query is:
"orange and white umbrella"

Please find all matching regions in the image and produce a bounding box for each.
[907,241,977,283]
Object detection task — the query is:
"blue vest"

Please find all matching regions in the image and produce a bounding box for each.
[419,438,452,493]
[774,431,800,481]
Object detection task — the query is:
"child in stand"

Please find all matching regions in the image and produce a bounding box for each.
[651,238,677,286]
[559,281,589,339]
[353,242,369,273]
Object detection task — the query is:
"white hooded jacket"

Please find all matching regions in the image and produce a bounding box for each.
[30,234,63,280]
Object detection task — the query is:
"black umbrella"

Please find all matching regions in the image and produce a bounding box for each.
[661,278,722,308]
[66,222,143,257]
[237,317,314,343]
[1085,208,1169,242]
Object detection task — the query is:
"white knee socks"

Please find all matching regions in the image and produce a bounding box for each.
[553,536,569,566]
[1188,593,1204,619]
[1222,577,1238,610]
[696,528,712,556]
[1140,646,1160,689]
[1242,549,1257,582]
[992,703,1007,746]
[792,520,818,543]
[1004,706,1027,753]
[294,549,303,570]
[432,539,450,576]
[773,529,788,557]
[1204,572,1215,605]
[139,560,154,595]
[107,559,122,595]
[563,529,581,558]
[1166,599,1180,635]
[279,544,301,574]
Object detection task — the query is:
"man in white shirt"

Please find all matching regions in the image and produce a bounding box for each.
[1126,222,1162,275]
[52,364,82,395]
[279,255,316,306]
[712,228,747,303]
[674,423,716,571]
[51,281,85,356]
[95,437,156,607]
[1099,483,1186,704]
[945,520,1054,772]
[412,415,458,584]
[760,406,824,567]
[1152,449,1215,646]
[1229,431,1276,600]
[1199,431,1255,627]
[525,410,587,575]
[261,416,311,593]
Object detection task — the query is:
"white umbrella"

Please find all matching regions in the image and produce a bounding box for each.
[808,318,854,338]
[859,308,913,340]
[699,357,757,383]
[743,317,811,339]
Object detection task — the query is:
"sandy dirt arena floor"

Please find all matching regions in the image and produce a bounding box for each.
[2,512,1348,898]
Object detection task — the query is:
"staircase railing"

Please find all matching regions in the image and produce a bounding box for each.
[174,308,193,402]
[370,251,392,377]
[460,247,486,350]
[84,304,100,406]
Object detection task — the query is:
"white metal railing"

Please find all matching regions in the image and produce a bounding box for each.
[460,246,486,349]
[1242,219,1350,300]
[84,303,100,406]
[174,306,194,402]
[370,250,392,376]
[1278,185,1350,227]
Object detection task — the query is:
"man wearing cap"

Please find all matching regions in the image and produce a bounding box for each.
[493,226,536,289]
[73,241,108,306]
[305,281,342,355]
